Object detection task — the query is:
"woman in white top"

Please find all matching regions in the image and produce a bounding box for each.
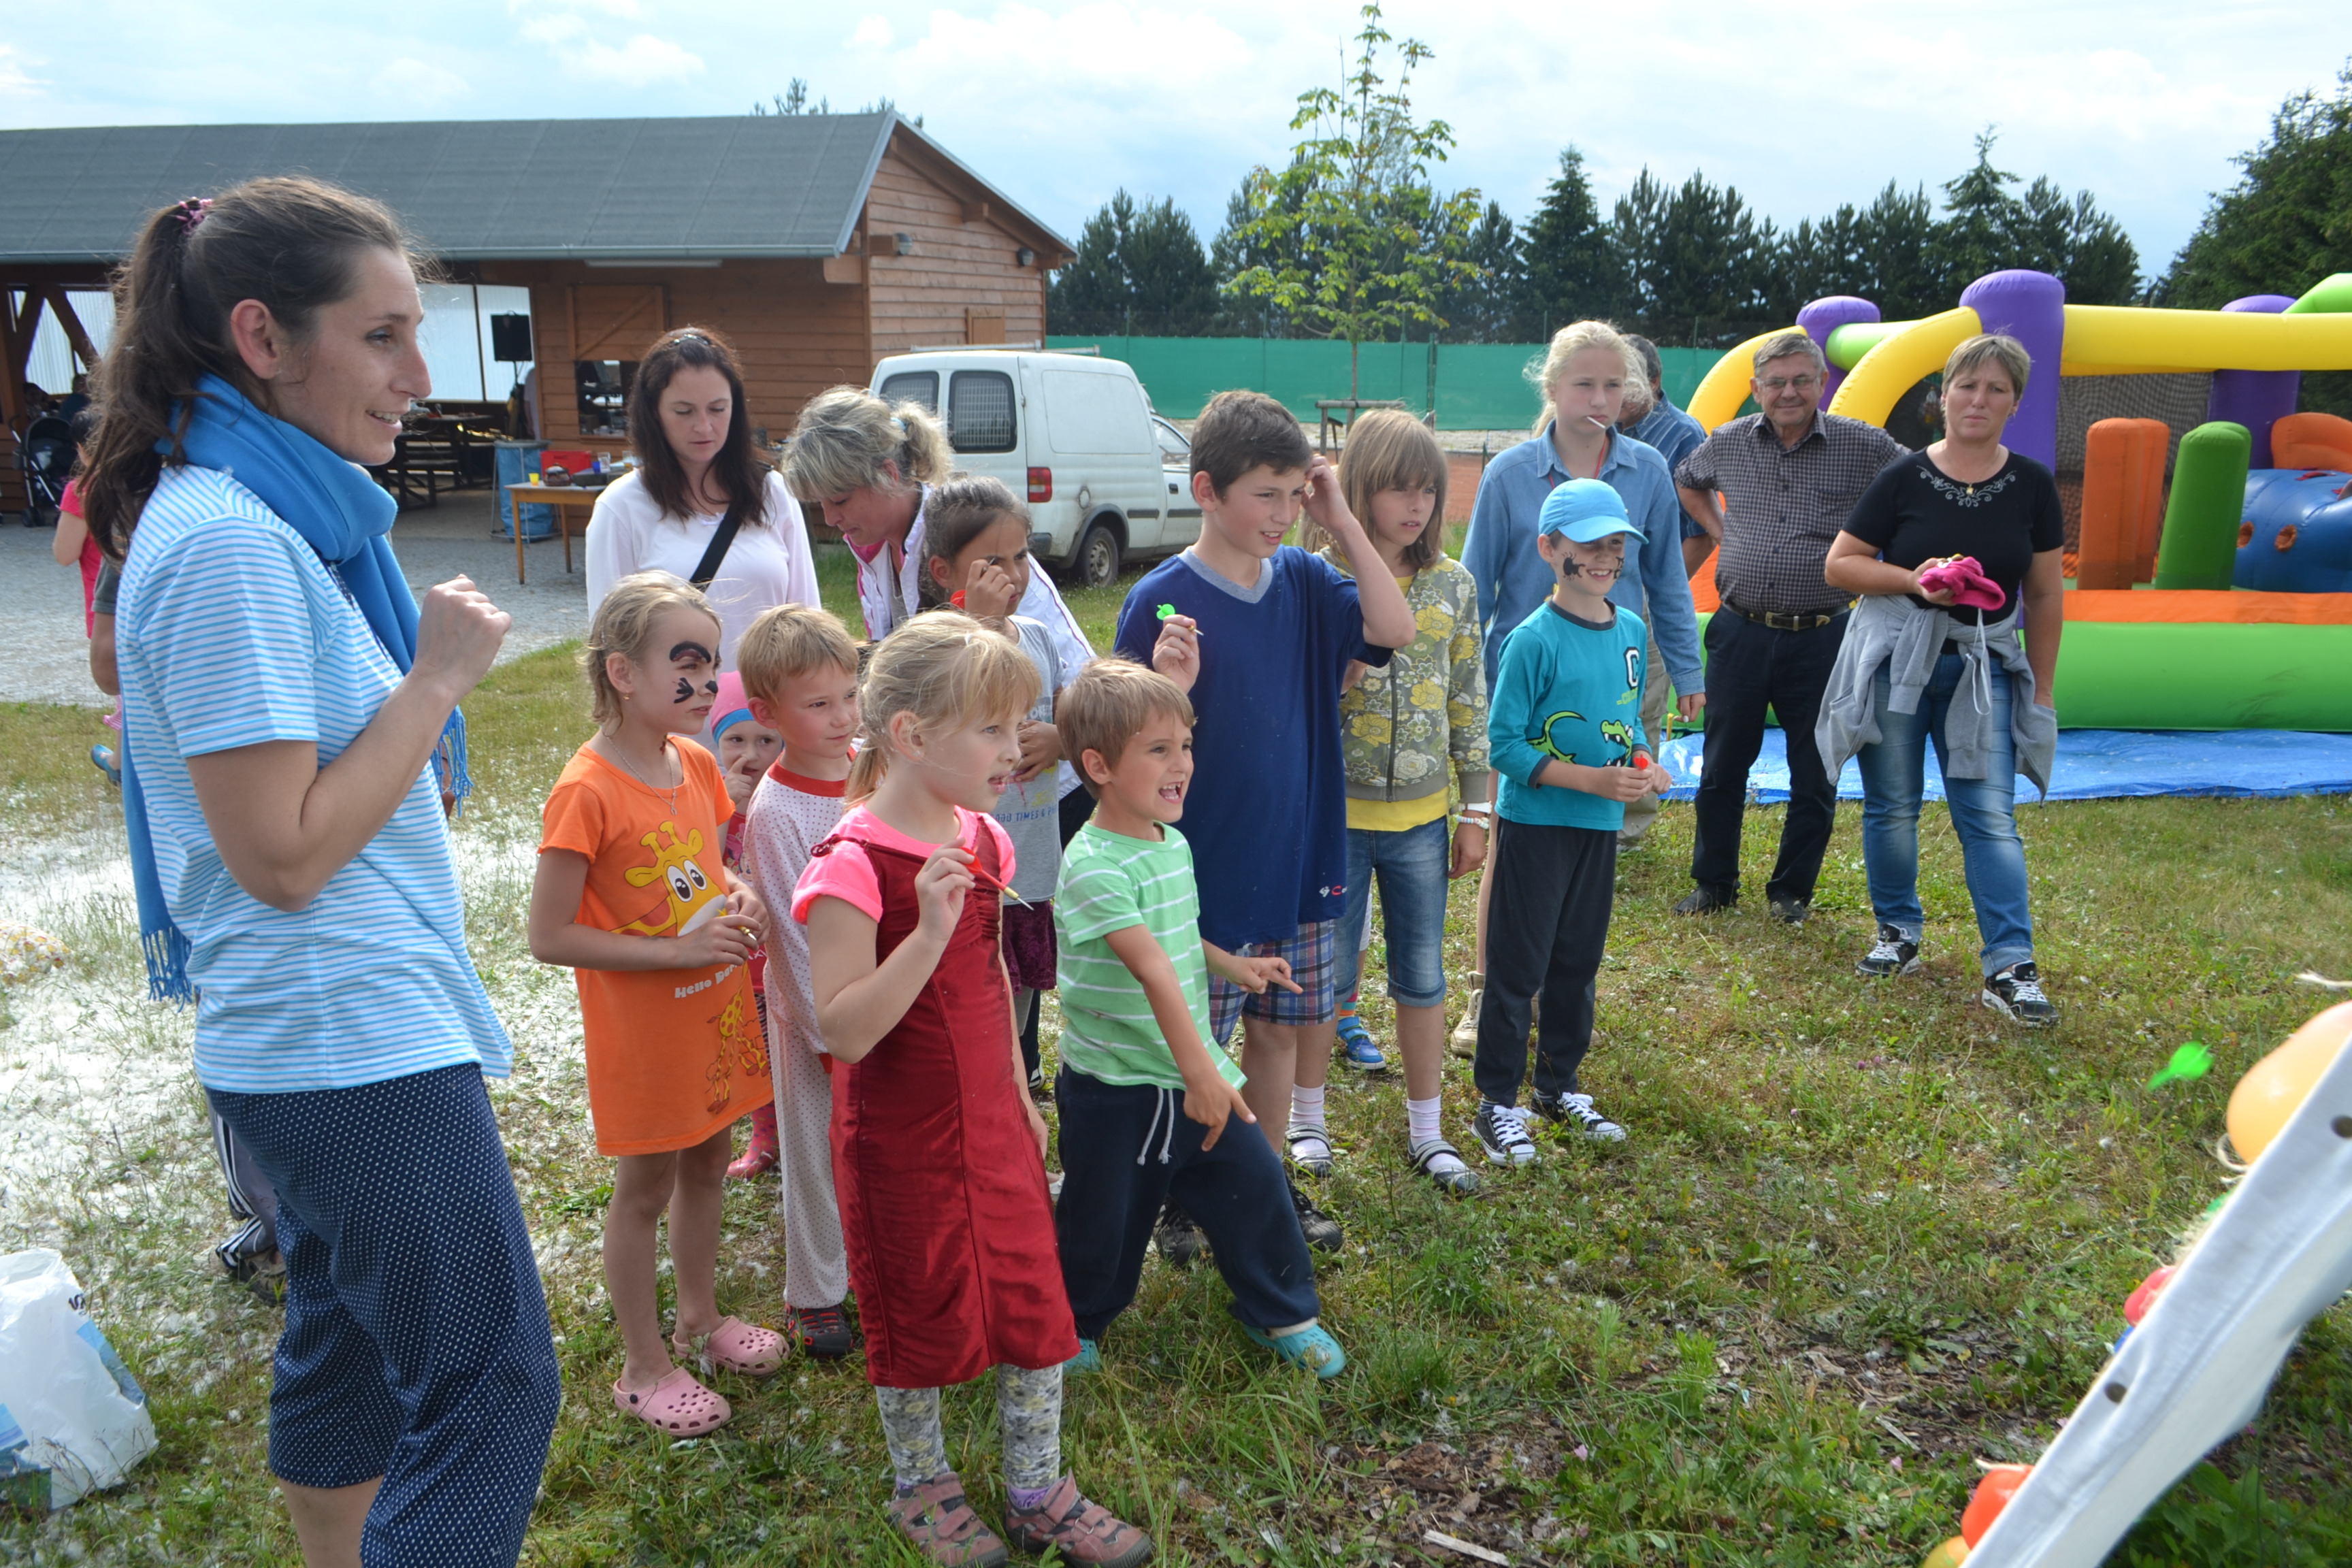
[586,327,820,672]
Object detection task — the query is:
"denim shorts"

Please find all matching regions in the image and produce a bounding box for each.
[1335,816,1451,1009]
[1207,919,1338,1045]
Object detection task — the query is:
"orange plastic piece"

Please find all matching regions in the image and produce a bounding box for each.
[2062,589,2352,625]
[1689,549,1721,613]
[1961,1464,2032,1546]
[1921,1537,1972,1567]
[2123,1264,2178,1326]
[2272,412,2352,474]
[2079,419,2170,589]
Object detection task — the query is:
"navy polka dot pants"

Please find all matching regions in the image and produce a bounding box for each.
[207,1064,561,1567]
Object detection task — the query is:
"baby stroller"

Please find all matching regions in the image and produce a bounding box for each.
[16,410,74,527]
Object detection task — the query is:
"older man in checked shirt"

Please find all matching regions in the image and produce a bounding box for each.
[1673,330,1906,923]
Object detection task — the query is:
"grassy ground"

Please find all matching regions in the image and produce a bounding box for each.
[5,551,2352,1566]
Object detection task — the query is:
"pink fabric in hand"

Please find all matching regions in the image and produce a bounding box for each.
[1916,555,2004,611]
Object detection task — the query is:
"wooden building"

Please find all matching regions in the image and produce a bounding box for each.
[0,114,1072,504]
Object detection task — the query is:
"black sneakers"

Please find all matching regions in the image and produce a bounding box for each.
[1673,885,1737,917]
[1857,922,1923,977]
[1767,896,1811,925]
[1289,1179,1344,1252]
[1472,1100,1538,1166]
[1532,1090,1627,1143]
[1984,962,2059,1028]
[1153,1199,1209,1269]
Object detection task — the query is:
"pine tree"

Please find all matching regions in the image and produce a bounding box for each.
[1438,199,1528,342]
[2163,61,2352,308]
[1521,147,1629,335]
[1049,191,1219,336]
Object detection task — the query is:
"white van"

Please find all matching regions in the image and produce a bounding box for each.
[870,349,1198,588]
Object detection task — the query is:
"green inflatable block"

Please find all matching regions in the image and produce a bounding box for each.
[2153,421,2251,591]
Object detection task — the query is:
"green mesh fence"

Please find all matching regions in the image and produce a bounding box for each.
[1043,337,1716,432]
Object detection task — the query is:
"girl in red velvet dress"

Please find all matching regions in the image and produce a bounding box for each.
[796,613,1151,1568]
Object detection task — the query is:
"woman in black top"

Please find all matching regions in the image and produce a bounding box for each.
[1824,333,2065,1025]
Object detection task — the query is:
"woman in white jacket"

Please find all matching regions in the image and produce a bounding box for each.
[585,327,819,672]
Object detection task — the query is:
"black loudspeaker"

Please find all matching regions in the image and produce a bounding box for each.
[490,314,534,362]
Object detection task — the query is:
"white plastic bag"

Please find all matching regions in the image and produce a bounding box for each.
[0,1250,157,1510]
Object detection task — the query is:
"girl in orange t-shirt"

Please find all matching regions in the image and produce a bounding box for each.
[529,571,783,1435]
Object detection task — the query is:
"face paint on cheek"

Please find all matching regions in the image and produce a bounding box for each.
[674,678,695,704]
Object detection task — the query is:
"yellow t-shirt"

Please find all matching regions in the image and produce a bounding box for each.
[1346,574,1454,834]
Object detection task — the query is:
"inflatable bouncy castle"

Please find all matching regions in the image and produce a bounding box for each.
[1686,271,2352,732]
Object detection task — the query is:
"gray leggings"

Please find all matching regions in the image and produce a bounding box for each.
[875,1363,1062,1491]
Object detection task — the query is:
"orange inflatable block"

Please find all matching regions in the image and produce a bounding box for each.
[2079,419,2170,589]
[2272,411,2352,474]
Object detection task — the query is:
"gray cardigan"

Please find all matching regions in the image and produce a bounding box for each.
[1814,592,2057,798]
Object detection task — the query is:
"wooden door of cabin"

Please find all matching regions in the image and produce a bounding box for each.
[570,284,668,363]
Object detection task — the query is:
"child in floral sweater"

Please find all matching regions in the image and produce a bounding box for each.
[1314,410,1490,1194]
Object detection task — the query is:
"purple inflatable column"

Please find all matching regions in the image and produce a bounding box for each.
[2208,295,2301,468]
[1798,295,1879,402]
[1957,270,2067,470]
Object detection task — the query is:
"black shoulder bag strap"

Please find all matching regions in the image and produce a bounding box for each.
[687,494,749,591]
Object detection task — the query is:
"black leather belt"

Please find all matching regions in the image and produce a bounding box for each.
[1720,598,1848,632]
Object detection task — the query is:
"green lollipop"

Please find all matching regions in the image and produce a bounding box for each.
[2148,1042,2212,1091]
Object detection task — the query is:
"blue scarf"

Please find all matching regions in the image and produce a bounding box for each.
[125,374,470,1000]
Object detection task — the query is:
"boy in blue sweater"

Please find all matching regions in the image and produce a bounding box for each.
[1472,478,1674,1166]
[1116,391,1415,1256]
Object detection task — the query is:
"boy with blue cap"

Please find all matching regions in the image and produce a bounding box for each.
[1471,478,1673,1166]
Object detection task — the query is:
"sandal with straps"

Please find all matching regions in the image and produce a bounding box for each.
[1409,1137,1484,1198]
[889,1472,1009,1567]
[1285,1124,1334,1178]
[676,1316,786,1377]
[612,1367,732,1435]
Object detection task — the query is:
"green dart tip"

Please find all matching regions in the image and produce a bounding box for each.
[2148,1042,2213,1090]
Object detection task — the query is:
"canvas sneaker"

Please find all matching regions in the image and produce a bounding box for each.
[1334,1009,1387,1072]
[1153,1199,1209,1269]
[1983,962,2060,1028]
[1856,923,1923,978]
[1534,1090,1627,1143]
[1289,1178,1344,1252]
[1473,1100,1539,1166]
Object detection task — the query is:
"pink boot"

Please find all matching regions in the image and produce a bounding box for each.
[727,1104,779,1179]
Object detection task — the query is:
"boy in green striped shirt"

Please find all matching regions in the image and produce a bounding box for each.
[1051,658,1344,1378]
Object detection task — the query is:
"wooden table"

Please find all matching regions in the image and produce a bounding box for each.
[504,483,605,585]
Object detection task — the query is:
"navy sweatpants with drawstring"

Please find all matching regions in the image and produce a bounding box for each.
[1054,1068,1320,1340]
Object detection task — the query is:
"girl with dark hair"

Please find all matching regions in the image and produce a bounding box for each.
[585,326,819,676]
[85,176,559,1567]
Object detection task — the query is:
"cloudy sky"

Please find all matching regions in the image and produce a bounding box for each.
[7,1,2349,276]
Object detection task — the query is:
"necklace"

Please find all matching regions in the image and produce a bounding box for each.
[606,736,682,813]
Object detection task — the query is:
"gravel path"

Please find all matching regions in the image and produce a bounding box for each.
[3,494,588,707]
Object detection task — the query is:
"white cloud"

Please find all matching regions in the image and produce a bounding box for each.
[517,10,705,84]
[372,56,473,107]
[0,44,48,101]
[849,15,894,51]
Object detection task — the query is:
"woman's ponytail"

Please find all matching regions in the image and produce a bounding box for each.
[80,176,421,558]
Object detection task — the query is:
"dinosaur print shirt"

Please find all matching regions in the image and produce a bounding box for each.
[1487,599,1650,832]
[540,737,768,1156]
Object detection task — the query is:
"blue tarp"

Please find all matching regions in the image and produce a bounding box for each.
[1655,729,2352,803]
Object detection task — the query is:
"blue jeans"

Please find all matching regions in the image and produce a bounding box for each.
[1335,816,1451,1009]
[1855,653,2036,975]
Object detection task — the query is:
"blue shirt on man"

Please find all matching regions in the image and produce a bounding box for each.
[1460,425,1704,698]
[1115,547,1389,951]
[1629,397,1710,541]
